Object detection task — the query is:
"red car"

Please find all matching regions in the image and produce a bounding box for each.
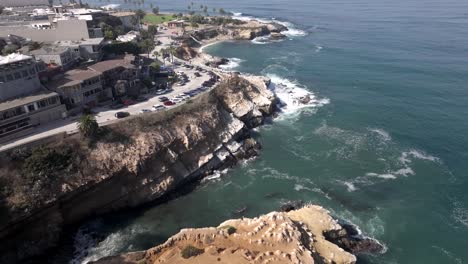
[164,100,176,106]
[123,99,136,106]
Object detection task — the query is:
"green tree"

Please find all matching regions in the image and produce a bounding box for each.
[139,38,154,56]
[150,62,161,72]
[219,8,226,15]
[0,5,4,14]
[152,6,159,15]
[135,9,146,19]
[148,24,158,35]
[130,15,139,26]
[78,115,99,138]
[104,30,114,39]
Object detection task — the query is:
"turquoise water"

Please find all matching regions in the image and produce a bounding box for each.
[68,0,468,263]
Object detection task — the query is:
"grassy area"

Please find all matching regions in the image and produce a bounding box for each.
[142,14,177,25]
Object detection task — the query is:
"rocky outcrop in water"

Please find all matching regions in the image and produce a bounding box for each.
[0,75,277,263]
[91,205,382,264]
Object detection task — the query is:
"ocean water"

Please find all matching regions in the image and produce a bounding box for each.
[63,0,468,263]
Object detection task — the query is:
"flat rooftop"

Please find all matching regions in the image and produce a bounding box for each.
[110,12,135,17]
[0,53,33,66]
[47,69,101,90]
[88,59,135,73]
[0,89,59,112]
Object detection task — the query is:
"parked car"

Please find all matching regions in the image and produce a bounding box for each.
[115,112,130,118]
[194,72,201,77]
[136,97,148,102]
[123,99,136,106]
[153,104,165,111]
[140,109,152,114]
[110,103,124,109]
[159,96,169,102]
[163,101,176,106]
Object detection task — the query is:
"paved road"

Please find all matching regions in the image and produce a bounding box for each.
[0,61,214,152]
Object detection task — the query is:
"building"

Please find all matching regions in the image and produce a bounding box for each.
[0,53,67,143]
[110,12,139,30]
[88,57,142,97]
[54,37,105,61]
[46,69,111,113]
[0,90,67,143]
[0,5,105,42]
[0,54,43,102]
[29,45,77,69]
[167,20,186,28]
[116,31,140,43]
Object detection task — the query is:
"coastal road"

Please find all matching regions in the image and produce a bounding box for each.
[0,65,213,152]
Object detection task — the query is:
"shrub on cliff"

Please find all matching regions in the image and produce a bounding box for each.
[78,115,99,138]
[220,225,237,235]
[22,146,74,180]
[181,245,204,259]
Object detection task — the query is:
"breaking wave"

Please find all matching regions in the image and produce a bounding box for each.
[219,57,244,71]
[266,73,329,115]
[232,12,308,38]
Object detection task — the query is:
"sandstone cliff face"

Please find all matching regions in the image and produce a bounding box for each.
[91,206,358,264]
[0,76,276,263]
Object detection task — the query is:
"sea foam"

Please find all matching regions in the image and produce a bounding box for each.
[267,74,329,115]
[219,57,244,71]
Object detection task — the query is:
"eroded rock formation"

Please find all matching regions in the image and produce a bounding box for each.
[91,205,378,264]
[0,75,277,263]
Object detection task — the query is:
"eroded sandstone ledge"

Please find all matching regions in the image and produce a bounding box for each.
[91,205,362,264]
[0,75,277,263]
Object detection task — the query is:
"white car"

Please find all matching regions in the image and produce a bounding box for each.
[140,109,152,114]
[172,98,183,103]
[152,104,165,111]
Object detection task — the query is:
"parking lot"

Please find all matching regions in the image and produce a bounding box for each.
[94,65,218,123]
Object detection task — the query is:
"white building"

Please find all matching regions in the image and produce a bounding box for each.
[29,46,77,69]
[0,54,42,102]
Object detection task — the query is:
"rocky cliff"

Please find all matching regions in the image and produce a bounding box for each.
[0,75,277,263]
[91,205,382,264]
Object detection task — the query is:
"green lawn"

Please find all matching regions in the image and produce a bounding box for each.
[142,14,177,25]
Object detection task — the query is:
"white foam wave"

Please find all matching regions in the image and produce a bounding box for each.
[202,169,229,183]
[315,45,323,52]
[452,200,468,228]
[399,149,439,164]
[71,223,147,264]
[232,13,307,38]
[100,4,120,10]
[219,57,244,70]
[276,21,308,37]
[251,36,271,45]
[267,74,329,115]
[366,172,397,180]
[369,128,392,141]
[392,167,415,176]
[339,181,358,192]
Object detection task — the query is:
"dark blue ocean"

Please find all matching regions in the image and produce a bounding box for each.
[69,0,468,263]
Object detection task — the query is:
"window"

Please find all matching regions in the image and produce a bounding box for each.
[21,70,28,78]
[38,100,47,108]
[6,74,13,81]
[0,76,4,83]
[29,68,36,75]
[48,97,58,105]
[14,72,21,80]
[27,104,35,112]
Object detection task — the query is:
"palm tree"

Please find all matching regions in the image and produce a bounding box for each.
[168,45,177,63]
[78,114,99,138]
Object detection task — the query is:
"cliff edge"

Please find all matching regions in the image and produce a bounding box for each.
[0,75,276,263]
[91,205,364,264]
